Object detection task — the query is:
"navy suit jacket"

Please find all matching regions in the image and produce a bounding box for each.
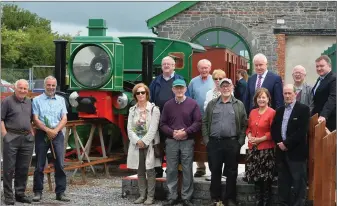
[244,71,284,113]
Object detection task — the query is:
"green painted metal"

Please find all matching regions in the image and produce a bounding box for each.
[191,28,253,75]
[119,36,205,83]
[68,19,124,91]
[146,1,198,29]
[322,44,336,73]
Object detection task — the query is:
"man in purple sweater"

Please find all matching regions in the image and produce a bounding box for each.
[160,79,202,206]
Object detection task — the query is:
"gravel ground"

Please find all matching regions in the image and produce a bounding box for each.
[0,166,171,206]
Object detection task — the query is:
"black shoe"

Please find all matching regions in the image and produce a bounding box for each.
[32,193,42,202]
[182,199,194,206]
[56,193,70,202]
[15,195,32,204]
[194,170,206,177]
[163,199,179,206]
[4,199,15,205]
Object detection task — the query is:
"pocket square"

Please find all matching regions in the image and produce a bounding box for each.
[293,118,298,120]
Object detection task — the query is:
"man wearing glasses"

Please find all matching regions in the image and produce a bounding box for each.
[149,56,189,177]
[202,78,247,206]
[291,65,313,111]
[188,59,214,178]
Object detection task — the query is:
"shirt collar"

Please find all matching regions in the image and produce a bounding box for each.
[43,92,56,100]
[13,93,27,103]
[162,71,175,80]
[218,95,233,103]
[175,96,186,104]
[285,101,296,109]
[259,70,268,78]
[320,71,330,80]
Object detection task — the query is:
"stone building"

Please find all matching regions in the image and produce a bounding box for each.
[146,1,336,84]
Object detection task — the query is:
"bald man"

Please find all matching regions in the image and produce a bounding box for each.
[1,79,35,205]
[292,65,313,111]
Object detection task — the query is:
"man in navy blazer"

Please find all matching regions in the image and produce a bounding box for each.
[311,55,336,131]
[244,53,284,114]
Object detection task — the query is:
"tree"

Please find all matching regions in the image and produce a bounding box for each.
[1,4,51,32]
[1,26,29,68]
[1,4,74,69]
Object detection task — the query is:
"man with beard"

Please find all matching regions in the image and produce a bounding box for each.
[32,76,70,202]
[202,78,247,206]
[1,79,35,205]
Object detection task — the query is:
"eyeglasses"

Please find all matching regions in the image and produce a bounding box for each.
[213,78,223,81]
[136,91,146,95]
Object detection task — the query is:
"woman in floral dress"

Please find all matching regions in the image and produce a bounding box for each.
[127,83,161,205]
[245,88,276,206]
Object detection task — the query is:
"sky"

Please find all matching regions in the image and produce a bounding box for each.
[11,2,178,37]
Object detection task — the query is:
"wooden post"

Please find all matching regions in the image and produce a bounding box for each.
[321,131,336,206]
[308,114,318,200]
[313,121,326,206]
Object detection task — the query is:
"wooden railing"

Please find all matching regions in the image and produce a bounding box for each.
[308,114,336,206]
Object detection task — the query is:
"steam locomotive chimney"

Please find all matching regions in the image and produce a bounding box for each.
[54,39,68,92]
[141,40,156,86]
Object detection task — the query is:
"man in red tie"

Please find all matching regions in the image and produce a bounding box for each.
[244,53,284,114]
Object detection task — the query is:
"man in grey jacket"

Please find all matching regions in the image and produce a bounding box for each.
[292,65,313,112]
[202,78,247,206]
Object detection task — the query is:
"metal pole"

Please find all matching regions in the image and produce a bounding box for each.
[140,40,156,86]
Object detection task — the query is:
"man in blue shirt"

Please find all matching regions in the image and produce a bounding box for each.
[188,59,214,177]
[32,76,70,202]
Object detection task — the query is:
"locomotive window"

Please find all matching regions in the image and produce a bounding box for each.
[169,52,185,69]
[72,45,112,88]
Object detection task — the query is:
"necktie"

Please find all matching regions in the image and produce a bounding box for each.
[296,90,302,101]
[256,75,262,90]
[313,77,323,95]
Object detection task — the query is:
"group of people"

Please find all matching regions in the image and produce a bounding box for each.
[1,53,335,206]
[126,53,336,206]
[2,76,70,205]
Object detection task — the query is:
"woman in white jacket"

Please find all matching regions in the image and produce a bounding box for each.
[127,83,161,205]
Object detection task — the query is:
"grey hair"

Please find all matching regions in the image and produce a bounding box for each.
[292,65,307,74]
[283,83,296,93]
[197,59,212,68]
[162,56,175,65]
[44,75,57,86]
[14,79,29,88]
[253,53,268,64]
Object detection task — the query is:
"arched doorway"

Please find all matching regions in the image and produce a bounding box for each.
[191,28,252,75]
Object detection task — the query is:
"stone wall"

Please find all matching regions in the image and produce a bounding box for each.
[156,1,336,73]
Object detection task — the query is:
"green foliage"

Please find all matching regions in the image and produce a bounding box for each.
[1,4,73,69]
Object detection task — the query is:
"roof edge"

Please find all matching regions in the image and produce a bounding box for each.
[146,1,198,29]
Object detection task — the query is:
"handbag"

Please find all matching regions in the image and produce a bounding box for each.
[151,105,164,158]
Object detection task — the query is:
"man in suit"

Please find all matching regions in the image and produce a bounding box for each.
[311,55,336,131]
[292,65,313,111]
[244,53,284,114]
[271,84,310,206]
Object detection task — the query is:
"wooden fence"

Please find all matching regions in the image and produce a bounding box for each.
[308,114,336,206]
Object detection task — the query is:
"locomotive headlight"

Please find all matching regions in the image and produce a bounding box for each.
[69,91,79,107]
[116,93,128,109]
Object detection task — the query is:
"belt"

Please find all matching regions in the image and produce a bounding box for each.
[210,136,237,141]
[6,128,31,135]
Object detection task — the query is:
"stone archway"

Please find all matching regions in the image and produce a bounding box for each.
[179,17,258,56]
